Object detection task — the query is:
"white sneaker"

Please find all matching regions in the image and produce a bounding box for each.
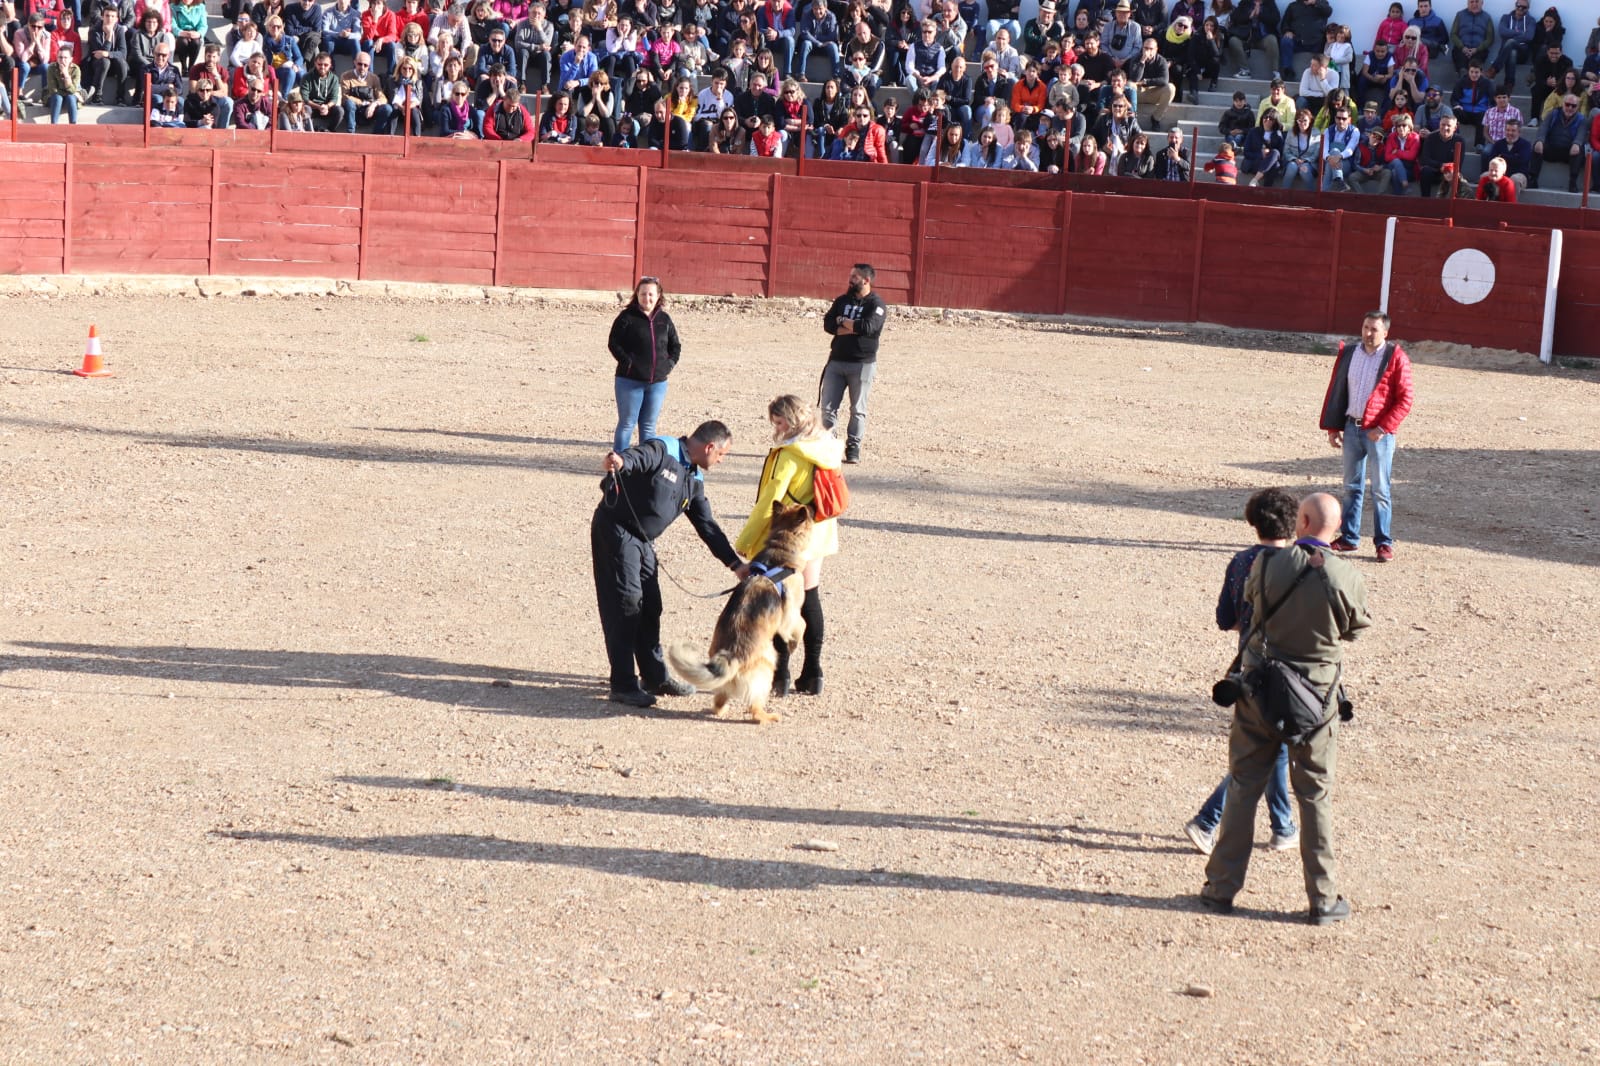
[1269,830,1300,851]
[1184,819,1217,856]
[1235,67,1254,79]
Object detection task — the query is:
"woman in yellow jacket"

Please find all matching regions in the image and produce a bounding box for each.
[734,394,844,697]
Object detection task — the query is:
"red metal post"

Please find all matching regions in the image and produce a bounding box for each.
[529,90,542,162]
[1055,188,1073,314]
[1187,122,1197,196]
[1584,151,1593,209]
[10,67,17,143]
[403,98,412,157]
[909,178,929,306]
[633,164,648,282]
[765,172,780,297]
[1324,209,1343,332]
[492,158,507,286]
[357,153,374,279]
[796,110,806,177]
[1188,198,1206,321]
[62,143,74,274]
[269,89,278,151]
[1449,140,1462,218]
[143,72,151,147]
[208,147,221,275]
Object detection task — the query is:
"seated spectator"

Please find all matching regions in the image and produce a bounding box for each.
[1131,37,1173,128]
[1409,0,1449,58]
[1540,68,1585,119]
[283,0,323,62]
[963,122,1002,165]
[1355,96,1383,136]
[1093,91,1139,154]
[128,9,173,106]
[397,19,429,73]
[1277,0,1330,81]
[150,83,186,124]
[1257,75,1295,129]
[1205,140,1239,182]
[708,104,749,152]
[389,53,424,131]
[1489,0,1535,85]
[576,68,617,141]
[1312,86,1349,130]
[692,67,733,147]
[183,74,225,126]
[641,94,690,148]
[1074,130,1107,172]
[262,16,305,97]
[1451,60,1492,145]
[985,0,1022,54]
[748,110,784,155]
[516,2,557,92]
[1384,110,1421,191]
[1010,60,1048,131]
[321,0,363,59]
[840,100,889,161]
[84,6,130,107]
[990,25,1023,78]
[472,63,513,134]
[1476,153,1518,199]
[438,76,474,134]
[1531,93,1587,190]
[362,0,401,73]
[1352,40,1393,108]
[1417,112,1463,194]
[1451,0,1493,73]
[485,83,534,137]
[1388,55,1428,105]
[795,0,840,79]
[1004,125,1040,167]
[1238,103,1286,184]
[1347,122,1393,191]
[1098,67,1137,114]
[1320,104,1357,186]
[621,66,660,140]
[342,51,392,132]
[228,13,265,70]
[1040,123,1073,170]
[1225,0,1281,81]
[1375,1,1408,50]
[1414,83,1452,131]
[1480,85,1523,161]
[1531,40,1570,117]
[538,86,575,140]
[1188,15,1224,94]
[1382,87,1414,130]
[775,76,808,156]
[734,70,777,129]
[1024,1,1067,61]
[1324,22,1353,88]
[475,20,518,80]
[1149,124,1190,179]
[903,17,944,91]
[301,50,344,130]
[1485,116,1533,188]
[1116,127,1153,174]
[1296,51,1336,112]
[1393,25,1429,72]
[1218,88,1255,147]
[172,0,208,69]
[234,74,272,126]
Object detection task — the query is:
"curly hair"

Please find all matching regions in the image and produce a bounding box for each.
[1244,487,1299,541]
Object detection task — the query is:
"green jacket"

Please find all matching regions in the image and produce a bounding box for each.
[1243,543,1370,691]
[303,71,342,107]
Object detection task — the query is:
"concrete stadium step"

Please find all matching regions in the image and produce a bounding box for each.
[18,102,146,125]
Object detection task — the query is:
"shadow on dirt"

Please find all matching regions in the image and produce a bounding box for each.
[2,642,700,722]
[217,828,1298,919]
[848,518,1236,553]
[337,774,1063,842]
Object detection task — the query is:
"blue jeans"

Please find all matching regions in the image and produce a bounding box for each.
[50,92,79,124]
[1195,745,1296,837]
[1386,159,1413,192]
[1340,419,1396,547]
[613,377,668,453]
[794,39,841,80]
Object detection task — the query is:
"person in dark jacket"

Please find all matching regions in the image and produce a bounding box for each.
[608,276,683,454]
[594,423,744,706]
[820,262,887,464]
[1416,112,1463,195]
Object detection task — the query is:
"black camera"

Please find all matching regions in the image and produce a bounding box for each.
[1211,674,1243,707]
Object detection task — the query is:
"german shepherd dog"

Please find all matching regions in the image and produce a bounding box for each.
[667,502,814,724]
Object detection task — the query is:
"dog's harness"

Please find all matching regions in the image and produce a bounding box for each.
[744,561,795,599]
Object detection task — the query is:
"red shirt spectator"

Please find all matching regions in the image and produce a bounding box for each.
[486,95,535,139]
[394,0,430,43]
[362,0,400,45]
[840,105,888,162]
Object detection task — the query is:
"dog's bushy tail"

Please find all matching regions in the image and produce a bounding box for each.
[665,644,737,691]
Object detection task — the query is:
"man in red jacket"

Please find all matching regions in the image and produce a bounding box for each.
[1319,311,1415,562]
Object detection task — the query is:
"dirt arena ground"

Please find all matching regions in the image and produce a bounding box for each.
[1,289,1597,1064]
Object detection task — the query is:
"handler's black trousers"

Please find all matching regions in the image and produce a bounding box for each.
[591,508,668,693]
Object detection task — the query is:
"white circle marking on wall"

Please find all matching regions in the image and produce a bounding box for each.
[1441,248,1496,305]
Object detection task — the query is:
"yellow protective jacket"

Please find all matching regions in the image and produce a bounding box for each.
[734,434,846,561]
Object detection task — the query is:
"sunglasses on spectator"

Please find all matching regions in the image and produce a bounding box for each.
[453,89,469,96]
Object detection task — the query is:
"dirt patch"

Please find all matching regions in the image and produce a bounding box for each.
[1,292,1597,1063]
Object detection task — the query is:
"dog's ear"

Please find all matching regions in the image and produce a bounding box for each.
[771,499,785,518]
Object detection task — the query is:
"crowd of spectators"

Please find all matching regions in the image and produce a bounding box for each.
[2,0,1596,195]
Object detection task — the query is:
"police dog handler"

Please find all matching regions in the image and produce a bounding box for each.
[593,422,746,708]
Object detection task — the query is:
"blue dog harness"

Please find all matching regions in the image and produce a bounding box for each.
[745,560,796,599]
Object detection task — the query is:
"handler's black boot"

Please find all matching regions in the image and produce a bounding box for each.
[794,587,825,696]
[771,636,793,698]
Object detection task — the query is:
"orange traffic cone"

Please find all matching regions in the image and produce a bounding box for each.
[73,325,111,378]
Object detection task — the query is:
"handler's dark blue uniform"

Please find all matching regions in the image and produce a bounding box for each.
[592,436,740,698]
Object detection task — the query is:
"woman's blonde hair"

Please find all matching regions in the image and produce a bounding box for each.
[767,394,823,442]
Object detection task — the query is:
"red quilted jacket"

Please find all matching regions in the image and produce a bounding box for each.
[1318,340,1415,434]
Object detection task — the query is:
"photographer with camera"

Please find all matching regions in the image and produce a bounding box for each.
[1184,488,1302,858]
[1199,492,1370,926]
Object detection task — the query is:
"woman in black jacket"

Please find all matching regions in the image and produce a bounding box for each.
[608,276,682,453]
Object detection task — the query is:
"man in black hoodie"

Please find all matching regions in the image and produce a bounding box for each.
[820,263,888,465]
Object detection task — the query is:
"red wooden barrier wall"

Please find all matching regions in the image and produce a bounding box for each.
[3,137,1599,358]
[1386,220,1552,354]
